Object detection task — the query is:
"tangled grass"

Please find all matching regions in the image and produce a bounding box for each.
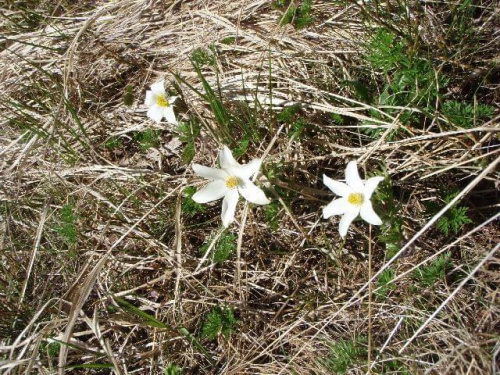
[1,0,499,374]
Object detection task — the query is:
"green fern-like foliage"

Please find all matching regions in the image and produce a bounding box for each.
[414,253,451,287]
[176,120,200,163]
[437,205,472,237]
[201,305,238,340]
[181,186,206,218]
[365,28,447,139]
[367,28,406,73]
[442,100,495,129]
[375,268,396,300]
[264,201,280,232]
[436,191,473,237]
[134,129,160,151]
[200,230,237,263]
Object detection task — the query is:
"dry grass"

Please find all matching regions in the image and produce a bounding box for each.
[1,0,499,374]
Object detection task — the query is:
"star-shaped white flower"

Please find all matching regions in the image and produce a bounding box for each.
[323,161,384,238]
[192,146,270,227]
[144,80,178,124]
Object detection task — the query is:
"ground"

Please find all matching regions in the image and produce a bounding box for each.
[0,1,499,374]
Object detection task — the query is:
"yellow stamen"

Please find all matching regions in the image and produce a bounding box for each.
[225,176,239,189]
[156,95,170,107]
[348,192,364,206]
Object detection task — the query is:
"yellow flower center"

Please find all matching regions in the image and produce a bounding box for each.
[156,95,170,107]
[347,192,364,206]
[225,176,239,189]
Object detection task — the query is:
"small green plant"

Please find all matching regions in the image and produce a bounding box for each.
[164,363,183,375]
[278,0,314,29]
[55,204,77,246]
[201,305,238,340]
[134,129,160,151]
[191,47,215,67]
[264,201,280,231]
[104,136,122,150]
[277,104,301,123]
[442,100,495,129]
[200,230,237,263]
[375,268,396,300]
[372,171,403,259]
[367,28,406,73]
[219,37,235,45]
[365,28,447,139]
[41,340,60,358]
[182,186,206,218]
[414,253,451,287]
[319,337,367,374]
[176,120,200,163]
[123,85,134,106]
[295,0,313,29]
[435,191,473,237]
[232,138,249,158]
[289,117,307,140]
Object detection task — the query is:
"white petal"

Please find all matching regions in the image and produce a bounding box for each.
[338,209,359,238]
[169,96,178,104]
[147,104,164,123]
[150,80,165,95]
[145,91,155,107]
[221,189,239,227]
[345,161,364,191]
[322,198,349,219]
[164,106,177,125]
[238,179,270,205]
[363,176,384,200]
[192,164,227,180]
[237,158,262,179]
[323,174,350,197]
[360,201,382,225]
[192,180,227,203]
[219,146,240,170]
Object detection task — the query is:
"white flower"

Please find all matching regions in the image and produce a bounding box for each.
[323,161,383,238]
[144,80,178,124]
[192,146,270,227]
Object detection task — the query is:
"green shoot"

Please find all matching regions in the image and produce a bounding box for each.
[201,305,238,340]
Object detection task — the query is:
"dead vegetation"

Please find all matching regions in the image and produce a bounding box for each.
[1,0,499,374]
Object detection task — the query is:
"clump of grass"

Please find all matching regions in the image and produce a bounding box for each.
[319,337,367,374]
[201,305,238,340]
[164,363,183,375]
[55,203,77,247]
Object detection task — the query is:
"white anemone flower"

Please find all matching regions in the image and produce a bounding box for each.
[192,146,270,227]
[323,161,384,238]
[144,80,178,124]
